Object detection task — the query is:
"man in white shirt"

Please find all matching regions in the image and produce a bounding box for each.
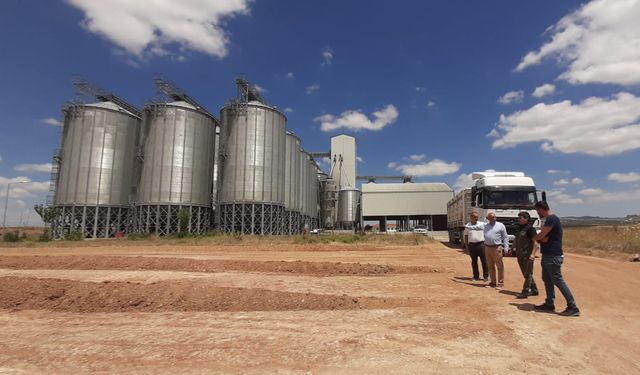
[483,212,509,288]
[464,212,488,281]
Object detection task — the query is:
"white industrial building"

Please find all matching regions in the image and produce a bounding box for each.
[361,182,454,231]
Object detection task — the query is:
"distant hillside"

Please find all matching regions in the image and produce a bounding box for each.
[561,215,640,226]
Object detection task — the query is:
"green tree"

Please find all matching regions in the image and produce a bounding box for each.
[177,208,191,237]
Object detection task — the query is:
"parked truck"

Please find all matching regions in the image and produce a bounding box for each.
[447,171,546,252]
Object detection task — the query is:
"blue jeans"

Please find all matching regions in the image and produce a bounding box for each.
[541,256,577,309]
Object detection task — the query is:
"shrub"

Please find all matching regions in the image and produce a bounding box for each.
[127,232,150,241]
[178,209,190,236]
[38,229,52,242]
[64,230,84,241]
[3,230,22,242]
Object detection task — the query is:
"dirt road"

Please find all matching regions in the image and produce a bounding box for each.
[0,241,638,374]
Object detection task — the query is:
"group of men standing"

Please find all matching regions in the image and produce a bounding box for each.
[463,201,580,317]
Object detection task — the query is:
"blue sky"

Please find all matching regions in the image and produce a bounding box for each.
[1,0,640,225]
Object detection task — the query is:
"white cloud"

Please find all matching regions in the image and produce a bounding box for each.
[415,87,426,92]
[387,162,397,169]
[0,176,49,227]
[427,101,436,108]
[579,188,604,196]
[321,47,333,66]
[547,189,584,205]
[498,90,524,104]
[491,92,640,156]
[553,177,583,186]
[253,84,267,94]
[409,154,426,161]
[305,84,320,95]
[14,163,52,173]
[391,159,461,177]
[286,72,295,79]
[284,107,294,113]
[608,172,640,183]
[356,156,364,163]
[0,176,50,199]
[66,0,250,60]
[314,104,399,132]
[453,173,475,192]
[515,0,640,86]
[41,118,62,126]
[532,83,556,98]
[547,169,570,174]
[586,188,640,203]
[317,157,331,171]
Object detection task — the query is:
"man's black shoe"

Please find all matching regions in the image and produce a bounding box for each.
[530,291,539,296]
[516,292,528,299]
[534,303,555,311]
[559,307,580,317]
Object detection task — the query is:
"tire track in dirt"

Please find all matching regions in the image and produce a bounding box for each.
[0,255,444,276]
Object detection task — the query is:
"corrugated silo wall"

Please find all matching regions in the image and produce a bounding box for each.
[52,103,140,239]
[299,151,309,229]
[337,189,361,229]
[284,133,302,234]
[218,102,287,235]
[135,102,216,235]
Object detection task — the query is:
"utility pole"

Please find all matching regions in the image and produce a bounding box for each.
[2,181,28,227]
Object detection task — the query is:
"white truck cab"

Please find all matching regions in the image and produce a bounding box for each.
[471,171,545,246]
[447,171,546,250]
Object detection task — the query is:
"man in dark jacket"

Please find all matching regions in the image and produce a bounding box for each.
[514,212,539,299]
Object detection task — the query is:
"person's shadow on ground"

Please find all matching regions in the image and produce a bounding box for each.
[451,276,490,288]
[510,302,535,311]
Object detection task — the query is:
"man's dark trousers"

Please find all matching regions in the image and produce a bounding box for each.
[517,253,538,294]
[468,242,488,279]
[541,255,577,308]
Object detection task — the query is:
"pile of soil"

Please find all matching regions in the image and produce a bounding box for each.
[0,255,442,276]
[0,277,419,313]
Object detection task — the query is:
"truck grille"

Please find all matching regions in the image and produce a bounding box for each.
[496,217,519,227]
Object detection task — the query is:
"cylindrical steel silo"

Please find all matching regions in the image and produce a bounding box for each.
[337,188,360,229]
[309,163,319,228]
[218,101,286,235]
[320,175,337,229]
[53,101,141,239]
[284,132,301,234]
[135,101,217,235]
[299,150,309,230]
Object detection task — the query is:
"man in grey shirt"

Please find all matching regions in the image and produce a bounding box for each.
[483,212,509,288]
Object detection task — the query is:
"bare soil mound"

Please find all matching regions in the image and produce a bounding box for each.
[0,277,419,313]
[0,255,441,276]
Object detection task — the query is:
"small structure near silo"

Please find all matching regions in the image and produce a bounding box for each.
[361,182,454,232]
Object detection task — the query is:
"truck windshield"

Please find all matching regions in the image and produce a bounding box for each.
[482,189,537,208]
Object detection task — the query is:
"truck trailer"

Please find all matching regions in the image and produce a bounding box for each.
[447,171,546,252]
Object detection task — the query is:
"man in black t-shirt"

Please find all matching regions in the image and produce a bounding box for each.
[533,201,580,317]
[514,212,539,299]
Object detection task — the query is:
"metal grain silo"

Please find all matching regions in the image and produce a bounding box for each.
[337,187,361,229]
[53,99,141,239]
[218,100,287,235]
[320,175,337,229]
[299,151,310,230]
[309,163,320,229]
[135,100,217,235]
[284,132,301,234]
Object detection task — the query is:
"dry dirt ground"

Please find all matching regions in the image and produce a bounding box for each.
[0,241,638,374]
